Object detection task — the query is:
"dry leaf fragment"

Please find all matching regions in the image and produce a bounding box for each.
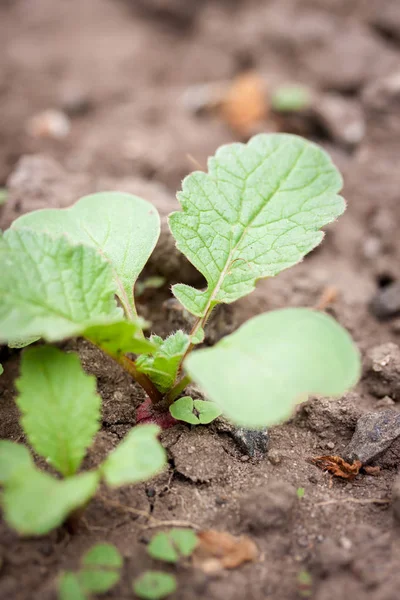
[192,529,258,573]
[220,72,268,136]
[310,455,362,480]
[314,285,338,311]
[363,465,381,476]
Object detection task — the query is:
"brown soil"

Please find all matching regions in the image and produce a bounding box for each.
[1,1,400,599]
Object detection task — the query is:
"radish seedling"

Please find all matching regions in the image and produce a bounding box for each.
[0,346,166,535]
[0,134,361,532]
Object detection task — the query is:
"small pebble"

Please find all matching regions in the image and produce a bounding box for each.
[326,441,335,450]
[241,455,250,462]
[268,449,282,465]
[26,109,71,139]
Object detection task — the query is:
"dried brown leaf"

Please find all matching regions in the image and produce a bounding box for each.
[220,72,268,136]
[193,529,258,573]
[310,455,362,480]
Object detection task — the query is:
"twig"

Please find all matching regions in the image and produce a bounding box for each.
[315,497,390,507]
[100,497,201,530]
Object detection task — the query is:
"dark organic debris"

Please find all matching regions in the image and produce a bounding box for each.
[344,410,400,463]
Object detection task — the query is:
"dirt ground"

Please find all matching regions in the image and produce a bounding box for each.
[1,0,400,598]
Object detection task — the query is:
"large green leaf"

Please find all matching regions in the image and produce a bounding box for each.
[185,309,361,428]
[133,571,177,600]
[136,331,190,393]
[0,229,121,343]
[169,134,344,317]
[102,425,166,487]
[16,346,101,477]
[84,320,155,356]
[2,466,99,535]
[12,192,160,319]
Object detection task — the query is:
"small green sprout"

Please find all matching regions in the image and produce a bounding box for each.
[297,569,313,598]
[133,571,177,600]
[59,543,122,600]
[169,396,222,425]
[271,85,312,112]
[0,134,362,534]
[136,275,166,297]
[297,487,305,500]
[147,528,198,563]
[0,346,166,535]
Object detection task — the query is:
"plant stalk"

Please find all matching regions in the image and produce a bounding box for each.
[165,374,192,405]
[118,355,163,404]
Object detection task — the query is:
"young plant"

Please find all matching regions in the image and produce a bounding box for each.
[59,543,123,600]
[0,346,166,535]
[0,134,360,434]
[133,528,198,600]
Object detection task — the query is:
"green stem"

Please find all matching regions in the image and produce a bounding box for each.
[165,374,192,405]
[88,338,163,404]
[117,355,163,404]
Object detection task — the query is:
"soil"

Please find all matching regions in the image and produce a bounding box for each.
[1,1,400,599]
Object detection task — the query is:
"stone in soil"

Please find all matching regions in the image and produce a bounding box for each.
[311,93,365,147]
[213,417,269,458]
[364,342,400,400]
[344,410,400,463]
[392,475,400,523]
[369,282,400,320]
[239,480,297,533]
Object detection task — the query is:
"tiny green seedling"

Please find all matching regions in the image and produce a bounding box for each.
[147,528,198,563]
[59,543,123,600]
[296,487,305,500]
[0,134,361,533]
[0,346,166,535]
[133,571,177,600]
[133,529,198,599]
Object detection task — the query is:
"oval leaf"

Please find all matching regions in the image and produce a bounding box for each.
[59,573,87,600]
[133,571,177,600]
[185,309,361,428]
[16,346,101,477]
[169,134,344,317]
[102,425,166,487]
[169,396,199,425]
[12,192,160,319]
[193,400,222,424]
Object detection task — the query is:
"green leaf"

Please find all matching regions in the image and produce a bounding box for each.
[136,331,190,393]
[2,468,99,535]
[0,363,3,376]
[16,346,101,477]
[79,570,120,594]
[7,336,40,349]
[193,399,222,424]
[85,320,155,356]
[102,425,166,487]
[185,308,361,428]
[0,229,121,343]
[0,441,33,484]
[169,133,344,317]
[133,571,177,600]
[148,529,198,563]
[169,397,199,425]
[12,192,160,320]
[59,573,87,600]
[82,543,123,569]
